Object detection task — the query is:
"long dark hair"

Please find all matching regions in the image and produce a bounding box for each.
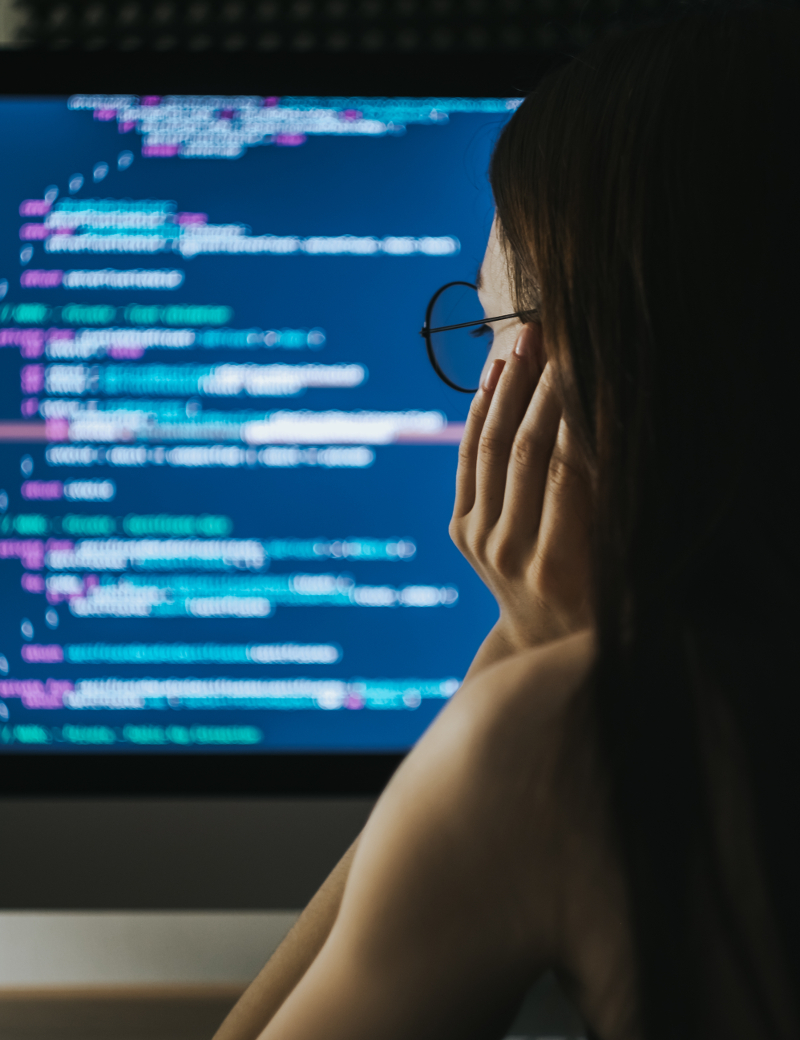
[491,8,800,1038]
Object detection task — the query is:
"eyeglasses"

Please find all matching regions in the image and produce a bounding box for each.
[420,280,525,393]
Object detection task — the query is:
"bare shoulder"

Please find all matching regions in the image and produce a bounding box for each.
[303,630,635,1040]
[357,628,636,1033]
[373,627,600,858]
[453,631,636,1037]
[351,630,603,964]
[454,628,598,758]
[404,628,600,818]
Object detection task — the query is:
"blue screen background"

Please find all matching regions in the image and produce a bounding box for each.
[0,96,512,753]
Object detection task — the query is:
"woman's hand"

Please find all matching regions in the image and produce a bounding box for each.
[450,323,593,666]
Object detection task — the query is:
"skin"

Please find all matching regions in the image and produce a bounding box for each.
[213,218,637,1040]
[456,219,594,680]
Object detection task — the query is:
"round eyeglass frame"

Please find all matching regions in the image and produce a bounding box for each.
[420,280,525,393]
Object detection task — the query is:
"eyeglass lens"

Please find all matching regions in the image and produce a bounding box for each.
[428,282,493,392]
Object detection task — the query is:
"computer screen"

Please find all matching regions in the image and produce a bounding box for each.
[0,93,517,756]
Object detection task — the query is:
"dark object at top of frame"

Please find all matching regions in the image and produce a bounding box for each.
[10,0,668,56]
[6,0,789,93]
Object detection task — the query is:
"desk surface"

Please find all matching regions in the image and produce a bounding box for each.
[0,976,586,1040]
[0,986,244,1040]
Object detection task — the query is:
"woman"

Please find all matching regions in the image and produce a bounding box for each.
[215,8,800,1039]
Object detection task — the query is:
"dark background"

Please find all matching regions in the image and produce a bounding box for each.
[10,0,663,58]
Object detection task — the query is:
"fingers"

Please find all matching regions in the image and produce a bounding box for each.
[473,324,544,527]
[452,357,505,519]
[525,416,593,625]
[500,363,563,540]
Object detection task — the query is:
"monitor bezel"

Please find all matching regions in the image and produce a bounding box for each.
[0,48,565,97]
[0,47,561,796]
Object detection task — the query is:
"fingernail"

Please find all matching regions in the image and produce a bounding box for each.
[482,358,505,393]
[514,332,530,359]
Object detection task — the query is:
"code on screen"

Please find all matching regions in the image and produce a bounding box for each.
[0,93,517,753]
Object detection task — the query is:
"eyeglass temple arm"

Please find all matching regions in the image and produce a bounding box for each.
[420,312,524,336]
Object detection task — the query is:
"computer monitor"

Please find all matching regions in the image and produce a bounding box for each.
[0,52,554,798]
